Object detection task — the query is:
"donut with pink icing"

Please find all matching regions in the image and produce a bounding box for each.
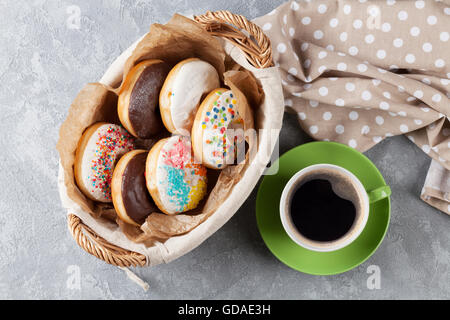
[145,135,207,215]
[74,122,135,202]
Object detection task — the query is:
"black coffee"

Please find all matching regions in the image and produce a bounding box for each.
[290,179,356,242]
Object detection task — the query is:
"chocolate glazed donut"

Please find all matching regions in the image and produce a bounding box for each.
[118,60,170,139]
[112,150,158,226]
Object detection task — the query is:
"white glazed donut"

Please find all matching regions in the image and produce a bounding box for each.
[74,122,135,202]
[145,135,208,215]
[191,88,247,169]
[159,58,220,134]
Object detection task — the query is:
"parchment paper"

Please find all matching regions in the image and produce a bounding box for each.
[57,14,262,246]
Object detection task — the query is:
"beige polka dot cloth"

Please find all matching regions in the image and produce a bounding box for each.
[254,0,450,214]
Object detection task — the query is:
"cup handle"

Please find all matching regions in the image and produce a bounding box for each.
[367,185,391,204]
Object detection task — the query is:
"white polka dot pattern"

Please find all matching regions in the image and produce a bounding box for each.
[254,0,450,178]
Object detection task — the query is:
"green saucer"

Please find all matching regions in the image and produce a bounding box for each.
[256,141,390,275]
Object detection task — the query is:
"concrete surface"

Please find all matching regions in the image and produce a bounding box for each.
[0,0,449,299]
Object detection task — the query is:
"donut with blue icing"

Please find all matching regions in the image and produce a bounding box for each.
[145,135,208,215]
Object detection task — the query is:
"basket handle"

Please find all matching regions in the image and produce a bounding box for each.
[194,10,273,69]
[69,11,273,267]
[68,214,146,267]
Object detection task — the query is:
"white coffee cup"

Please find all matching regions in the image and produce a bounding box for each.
[279,164,390,252]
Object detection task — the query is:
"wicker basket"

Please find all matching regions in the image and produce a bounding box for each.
[65,10,278,267]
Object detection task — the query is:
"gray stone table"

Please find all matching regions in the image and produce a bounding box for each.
[0,0,449,299]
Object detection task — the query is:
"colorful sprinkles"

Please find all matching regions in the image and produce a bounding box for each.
[158,136,207,213]
[201,90,243,168]
[88,124,135,201]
